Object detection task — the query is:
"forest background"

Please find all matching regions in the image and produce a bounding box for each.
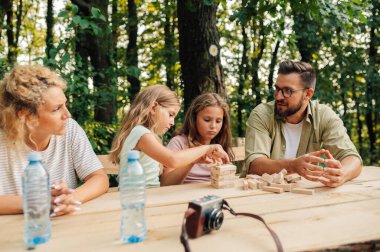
[0,0,379,166]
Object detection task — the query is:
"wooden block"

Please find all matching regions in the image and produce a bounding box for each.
[262,186,284,193]
[270,183,293,192]
[215,164,237,172]
[211,173,235,182]
[211,179,234,189]
[211,168,234,176]
[291,188,315,195]
[247,180,258,189]
[246,174,261,180]
[258,178,270,186]
[243,180,249,190]
[280,169,288,175]
[262,173,274,183]
[256,181,264,189]
[284,174,302,183]
[273,173,284,184]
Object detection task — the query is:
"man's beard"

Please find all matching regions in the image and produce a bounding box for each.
[275,98,303,122]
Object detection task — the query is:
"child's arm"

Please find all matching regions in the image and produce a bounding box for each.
[160,163,193,186]
[136,133,229,169]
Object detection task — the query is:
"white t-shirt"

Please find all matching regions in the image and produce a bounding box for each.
[283,120,304,159]
[120,125,160,188]
[0,118,102,195]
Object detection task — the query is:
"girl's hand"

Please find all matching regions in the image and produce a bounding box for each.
[207,144,230,164]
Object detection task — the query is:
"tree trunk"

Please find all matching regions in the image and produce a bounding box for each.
[268,40,280,97]
[365,3,378,163]
[126,0,140,102]
[45,0,54,60]
[352,82,363,155]
[290,2,321,63]
[251,19,265,107]
[71,30,91,123]
[6,0,16,63]
[163,0,176,90]
[111,0,119,61]
[0,0,11,42]
[177,0,226,110]
[15,0,22,47]
[72,0,115,123]
[237,25,248,137]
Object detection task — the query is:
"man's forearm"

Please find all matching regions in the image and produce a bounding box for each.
[341,156,362,183]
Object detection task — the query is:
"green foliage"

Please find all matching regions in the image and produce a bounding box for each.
[1,0,379,165]
[82,121,119,154]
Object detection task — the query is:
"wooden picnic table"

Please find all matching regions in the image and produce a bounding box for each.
[1,166,380,251]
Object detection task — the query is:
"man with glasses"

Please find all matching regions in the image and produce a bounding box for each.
[244,60,362,187]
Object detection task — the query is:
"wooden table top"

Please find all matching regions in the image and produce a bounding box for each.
[1,166,380,252]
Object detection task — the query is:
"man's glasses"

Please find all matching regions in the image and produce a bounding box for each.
[273,86,307,98]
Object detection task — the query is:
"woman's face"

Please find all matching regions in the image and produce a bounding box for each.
[196,106,224,144]
[34,86,71,136]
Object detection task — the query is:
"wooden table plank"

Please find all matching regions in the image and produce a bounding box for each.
[0,166,379,251]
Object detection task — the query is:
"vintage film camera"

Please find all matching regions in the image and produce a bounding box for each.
[185,195,224,238]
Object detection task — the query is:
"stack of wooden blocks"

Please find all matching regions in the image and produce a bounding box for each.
[243,169,315,195]
[210,164,237,189]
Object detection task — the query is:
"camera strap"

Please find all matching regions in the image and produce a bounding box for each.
[180,199,284,252]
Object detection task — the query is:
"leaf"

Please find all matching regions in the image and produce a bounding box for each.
[71,5,79,15]
[62,52,70,65]
[79,19,90,29]
[91,7,101,18]
[72,16,81,25]
[99,15,107,22]
[126,66,141,78]
[203,0,213,6]
[58,10,68,18]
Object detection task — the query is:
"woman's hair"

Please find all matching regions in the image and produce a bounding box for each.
[0,65,67,145]
[180,93,234,161]
[110,85,180,164]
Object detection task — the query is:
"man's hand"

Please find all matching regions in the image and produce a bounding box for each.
[317,150,345,187]
[289,150,326,180]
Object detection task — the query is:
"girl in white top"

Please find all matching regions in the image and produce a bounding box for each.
[110,85,230,187]
[163,93,234,185]
[0,65,109,216]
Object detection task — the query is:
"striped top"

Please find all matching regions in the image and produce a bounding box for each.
[119,125,160,187]
[0,118,102,195]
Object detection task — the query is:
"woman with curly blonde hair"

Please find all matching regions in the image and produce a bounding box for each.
[0,65,108,216]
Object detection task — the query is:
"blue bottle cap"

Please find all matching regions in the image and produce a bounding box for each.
[127,150,140,160]
[28,151,42,161]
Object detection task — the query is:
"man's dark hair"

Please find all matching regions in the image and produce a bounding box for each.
[278,60,316,89]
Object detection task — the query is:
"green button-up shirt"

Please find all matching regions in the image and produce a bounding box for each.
[244,100,361,176]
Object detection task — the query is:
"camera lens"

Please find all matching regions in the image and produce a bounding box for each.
[207,209,224,231]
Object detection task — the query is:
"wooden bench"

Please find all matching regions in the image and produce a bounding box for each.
[99,146,245,175]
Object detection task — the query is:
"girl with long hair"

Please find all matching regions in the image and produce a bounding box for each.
[110,86,229,187]
[161,93,234,185]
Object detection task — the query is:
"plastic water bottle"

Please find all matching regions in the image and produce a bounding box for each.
[119,150,146,243]
[22,152,51,249]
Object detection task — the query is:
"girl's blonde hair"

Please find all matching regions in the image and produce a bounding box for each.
[0,65,66,146]
[180,93,234,161]
[111,85,180,164]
